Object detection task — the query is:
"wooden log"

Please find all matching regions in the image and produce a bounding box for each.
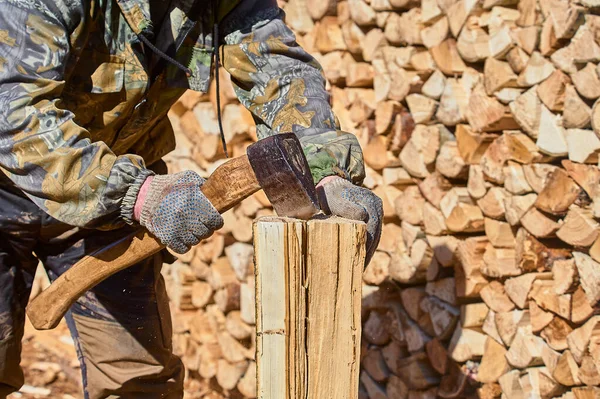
[507,46,530,74]
[571,286,597,325]
[567,316,600,364]
[485,218,515,248]
[363,348,391,382]
[484,58,517,95]
[467,86,518,133]
[458,26,491,62]
[423,202,449,236]
[456,237,489,298]
[477,187,510,220]
[556,206,599,247]
[364,311,391,346]
[430,39,467,76]
[440,187,485,233]
[504,161,533,195]
[348,0,376,26]
[482,310,504,346]
[482,244,520,278]
[572,63,600,100]
[481,281,516,313]
[530,280,572,319]
[448,325,487,362]
[456,125,496,165]
[468,165,489,199]
[541,316,574,351]
[396,352,441,390]
[516,227,571,272]
[460,303,490,329]
[506,328,545,368]
[395,185,425,225]
[523,164,559,194]
[530,300,555,333]
[505,273,540,309]
[563,84,592,129]
[315,17,347,53]
[564,129,600,164]
[422,70,446,100]
[572,252,600,306]
[436,141,468,179]
[510,86,542,139]
[516,52,556,87]
[421,16,449,49]
[254,217,365,399]
[496,309,530,347]
[553,350,582,387]
[537,70,571,112]
[427,235,458,267]
[536,105,568,157]
[477,338,510,383]
[504,194,537,226]
[535,169,582,215]
[521,207,560,238]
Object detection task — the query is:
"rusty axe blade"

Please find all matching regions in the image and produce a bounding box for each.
[247,133,320,220]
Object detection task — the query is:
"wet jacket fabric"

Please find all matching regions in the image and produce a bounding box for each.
[0,0,365,231]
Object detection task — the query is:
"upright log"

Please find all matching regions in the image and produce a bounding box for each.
[254,216,366,399]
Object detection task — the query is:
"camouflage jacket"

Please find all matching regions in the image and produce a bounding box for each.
[0,0,365,229]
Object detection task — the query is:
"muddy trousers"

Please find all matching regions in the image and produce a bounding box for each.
[0,183,184,399]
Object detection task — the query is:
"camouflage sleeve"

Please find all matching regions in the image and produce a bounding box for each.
[0,1,151,229]
[219,0,365,185]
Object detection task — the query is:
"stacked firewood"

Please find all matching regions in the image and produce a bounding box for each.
[163,0,600,398]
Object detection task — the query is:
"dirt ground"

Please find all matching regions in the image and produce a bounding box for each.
[7,319,82,399]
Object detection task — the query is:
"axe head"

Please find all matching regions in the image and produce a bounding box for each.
[247,133,320,220]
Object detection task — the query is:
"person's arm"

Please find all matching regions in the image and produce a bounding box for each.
[218,0,365,185]
[0,2,151,229]
[218,1,382,263]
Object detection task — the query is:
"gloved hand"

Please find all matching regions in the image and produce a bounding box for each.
[316,176,383,265]
[133,171,224,254]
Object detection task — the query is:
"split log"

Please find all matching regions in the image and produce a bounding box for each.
[460,303,490,329]
[541,316,573,351]
[572,63,600,100]
[556,206,599,247]
[520,207,560,238]
[505,273,539,309]
[430,39,467,76]
[448,325,487,362]
[553,350,582,386]
[553,259,579,295]
[510,87,542,139]
[480,281,516,313]
[572,252,600,306]
[496,309,530,347]
[468,165,488,199]
[504,194,537,226]
[477,338,510,383]
[564,129,600,164]
[484,218,515,248]
[482,244,521,278]
[529,280,572,319]
[563,84,592,129]
[456,237,489,298]
[537,70,571,112]
[506,328,545,368]
[534,168,582,215]
[523,164,559,194]
[455,124,496,165]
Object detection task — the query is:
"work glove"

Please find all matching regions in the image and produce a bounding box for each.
[133,171,224,254]
[316,176,383,265]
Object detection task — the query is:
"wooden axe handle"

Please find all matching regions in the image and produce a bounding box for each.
[27,155,261,330]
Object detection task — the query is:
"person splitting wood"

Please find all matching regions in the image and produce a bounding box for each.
[0,0,383,397]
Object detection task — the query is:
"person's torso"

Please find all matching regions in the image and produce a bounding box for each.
[60,0,238,164]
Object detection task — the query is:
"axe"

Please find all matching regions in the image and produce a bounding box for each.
[27,133,320,330]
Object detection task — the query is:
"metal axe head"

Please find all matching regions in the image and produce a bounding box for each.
[247,133,320,220]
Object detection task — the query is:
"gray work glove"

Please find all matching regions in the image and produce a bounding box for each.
[316,176,383,265]
[136,171,224,254]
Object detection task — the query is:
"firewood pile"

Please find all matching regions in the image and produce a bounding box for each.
[162,0,600,398]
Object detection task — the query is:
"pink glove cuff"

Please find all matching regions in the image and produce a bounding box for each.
[316,175,341,188]
[134,176,154,221]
